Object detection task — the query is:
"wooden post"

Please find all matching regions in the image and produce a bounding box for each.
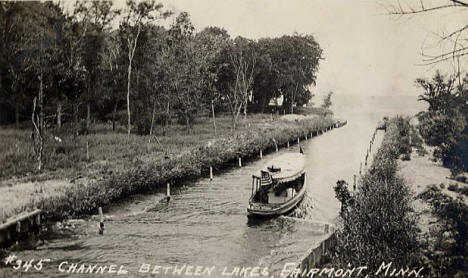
[98,207,104,235]
[287,141,290,148]
[297,137,300,144]
[238,157,242,167]
[209,167,213,181]
[275,143,278,152]
[260,150,263,159]
[86,141,89,161]
[305,134,308,140]
[166,183,171,202]
[353,174,357,191]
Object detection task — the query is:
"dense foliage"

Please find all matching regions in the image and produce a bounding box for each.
[333,118,421,275]
[418,185,468,278]
[0,1,323,132]
[416,71,468,175]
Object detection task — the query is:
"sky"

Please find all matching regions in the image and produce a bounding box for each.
[63,0,468,99]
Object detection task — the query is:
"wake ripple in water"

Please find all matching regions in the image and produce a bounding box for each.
[284,194,336,233]
[289,193,315,219]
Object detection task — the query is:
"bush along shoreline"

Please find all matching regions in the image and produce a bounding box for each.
[34,116,339,220]
[331,117,423,276]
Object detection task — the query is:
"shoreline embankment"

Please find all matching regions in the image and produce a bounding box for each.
[7,116,344,222]
[289,124,385,277]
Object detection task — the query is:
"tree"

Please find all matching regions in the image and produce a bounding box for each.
[321,91,333,109]
[23,1,67,170]
[220,37,257,130]
[164,12,206,133]
[195,27,230,134]
[381,0,468,68]
[416,71,458,113]
[272,35,322,114]
[101,31,125,131]
[119,0,170,136]
[0,2,40,128]
[75,0,120,131]
[251,38,280,113]
[417,71,468,174]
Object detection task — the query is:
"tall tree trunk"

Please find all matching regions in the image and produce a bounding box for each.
[57,101,62,130]
[291,83,298,114]
[186,116,191,135]
[112,102,117,132]
[163,101,169,136]
[34,71,44,171]
[86,102,91,131]
[73,104,79,138]
[126,63,132,136]
[259,96,266,114]
[149,101,156,143]
[211,100,217,136]
[15,103,19,129]
[244,90,248,120]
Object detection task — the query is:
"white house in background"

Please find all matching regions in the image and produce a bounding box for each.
[268,95,283,106]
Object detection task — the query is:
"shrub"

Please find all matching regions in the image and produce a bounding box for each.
[459,186,468,197]
[418,188,468,278]
[333,118,421,274]
[448,183,459,192]
[35,115,337,219]
[454,174,468,184]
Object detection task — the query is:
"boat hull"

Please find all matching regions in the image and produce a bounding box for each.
[247,175,307,217]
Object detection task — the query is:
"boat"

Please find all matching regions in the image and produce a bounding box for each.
[247,152,306,217]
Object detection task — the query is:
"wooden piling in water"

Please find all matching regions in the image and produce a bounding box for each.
[238,157,242,167]
[209,166,213,181]
[166,183,171,202]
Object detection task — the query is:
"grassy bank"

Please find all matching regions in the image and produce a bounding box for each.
[0,114,337,220]
[332,117,421,274]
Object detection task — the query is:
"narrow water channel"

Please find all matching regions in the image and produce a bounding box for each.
[2,96,408,278]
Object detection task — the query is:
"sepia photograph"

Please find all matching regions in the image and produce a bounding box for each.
[0,0,467,277]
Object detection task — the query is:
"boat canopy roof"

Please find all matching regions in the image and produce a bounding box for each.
[259,153,305,182]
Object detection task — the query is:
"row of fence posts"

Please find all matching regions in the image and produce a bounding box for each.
[355,128,379,191]
[95,123,338,235]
